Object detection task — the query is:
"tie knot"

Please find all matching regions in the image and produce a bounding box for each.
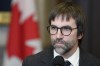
[64,61,71,66]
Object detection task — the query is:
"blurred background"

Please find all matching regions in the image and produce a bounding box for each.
[0,0,100,66]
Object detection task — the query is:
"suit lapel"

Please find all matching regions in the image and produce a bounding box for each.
[41,46,54,66]
[79,48,91,66]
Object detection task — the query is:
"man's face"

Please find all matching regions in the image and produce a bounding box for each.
[50,16,81,55]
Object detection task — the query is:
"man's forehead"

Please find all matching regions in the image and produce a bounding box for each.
[51,16,76,27]
[52,15,75,22]
[54,15,68,21]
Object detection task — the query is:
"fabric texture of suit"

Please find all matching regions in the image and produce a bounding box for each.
[22,46,100,66]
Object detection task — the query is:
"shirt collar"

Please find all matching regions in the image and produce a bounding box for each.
[54,47,80,66]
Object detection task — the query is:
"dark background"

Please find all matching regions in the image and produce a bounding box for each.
[0,0,11,11]
[0,0,100,63]
[75,0,100,59]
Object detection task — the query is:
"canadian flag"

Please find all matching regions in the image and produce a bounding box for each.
[3,0,42,66]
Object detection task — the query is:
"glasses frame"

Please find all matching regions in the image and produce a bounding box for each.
[47,25,77,36]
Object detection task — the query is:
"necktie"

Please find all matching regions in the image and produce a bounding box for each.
[64,61,71,66]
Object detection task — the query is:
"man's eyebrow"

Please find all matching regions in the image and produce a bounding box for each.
[50,25,71,28]
[50,25,57,27]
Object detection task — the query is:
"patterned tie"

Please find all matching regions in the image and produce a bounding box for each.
[64,61,71,66]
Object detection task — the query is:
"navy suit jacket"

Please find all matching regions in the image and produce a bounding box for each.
[22,46,100,66]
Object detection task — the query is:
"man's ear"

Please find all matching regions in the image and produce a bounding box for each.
[78,33,83,39]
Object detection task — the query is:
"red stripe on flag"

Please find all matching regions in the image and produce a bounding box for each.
[7,4,22,59]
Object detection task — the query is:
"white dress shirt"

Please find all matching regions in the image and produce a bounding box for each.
[54,47,80,66]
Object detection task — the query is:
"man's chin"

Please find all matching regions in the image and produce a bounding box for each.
[54,47,65,55]
[54,45,71,55]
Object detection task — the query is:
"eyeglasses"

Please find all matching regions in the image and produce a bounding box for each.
[47,25,77,36]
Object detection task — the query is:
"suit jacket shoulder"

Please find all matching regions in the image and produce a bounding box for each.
[79,48,100,66]
[22,46,54,66]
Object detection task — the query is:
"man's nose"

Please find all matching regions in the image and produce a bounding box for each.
[56,29,63,38]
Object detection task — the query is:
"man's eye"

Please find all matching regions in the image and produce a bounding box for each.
[51,26,57,29]
[62,27,71,31]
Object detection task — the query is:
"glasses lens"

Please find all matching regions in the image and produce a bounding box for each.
[50,26,58,34]
[61,27,72,35]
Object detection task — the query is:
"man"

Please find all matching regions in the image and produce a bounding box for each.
[22,1,100,66]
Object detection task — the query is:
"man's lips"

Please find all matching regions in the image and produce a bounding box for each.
[55,42,64,44]
[54,42,65,47]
